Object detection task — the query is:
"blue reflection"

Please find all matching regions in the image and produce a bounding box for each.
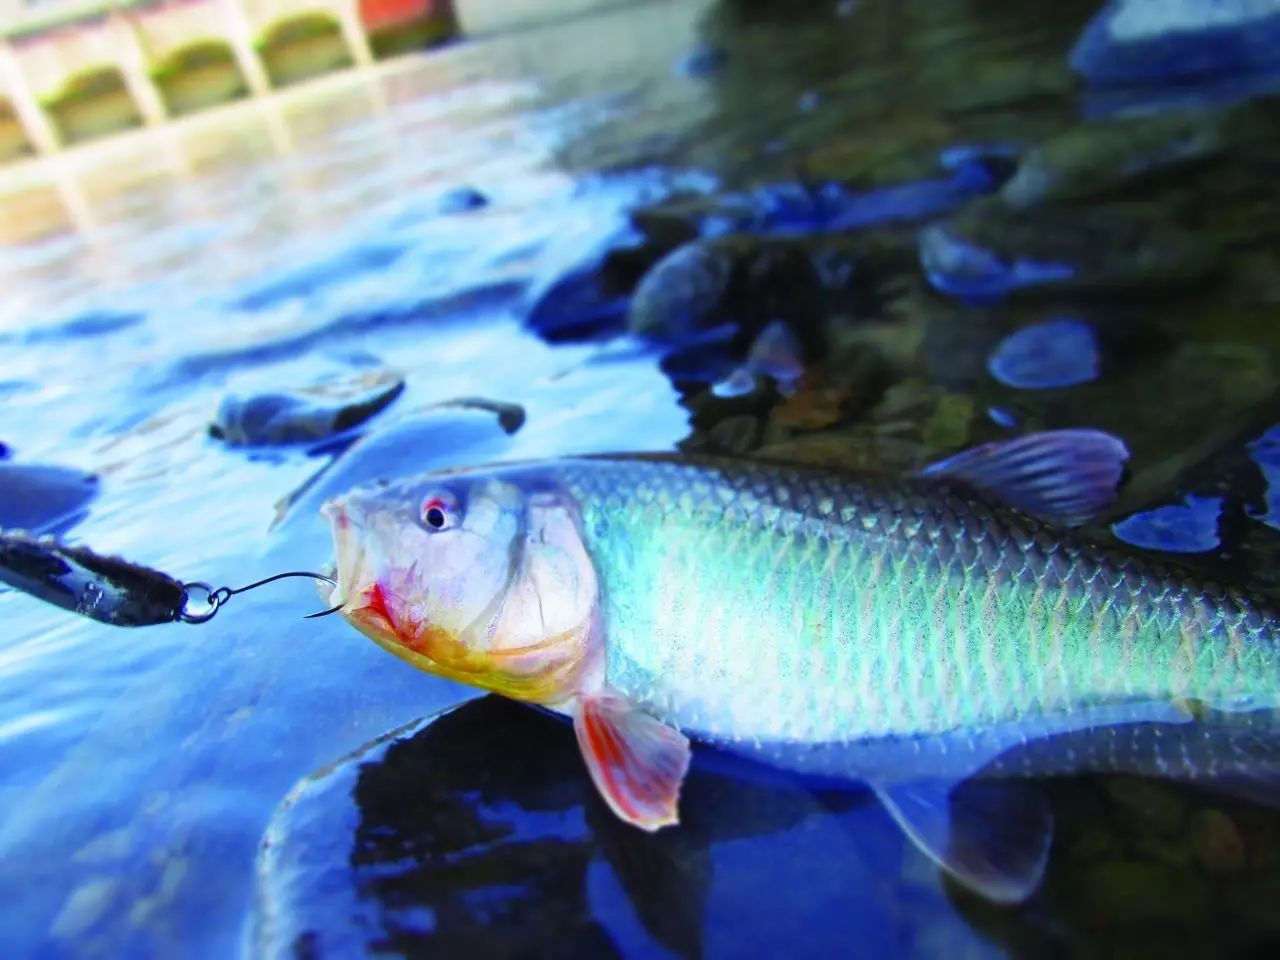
[987,318,1100,389]
[919,225,1076,302]
[1247,424,1280,531]
[1112,494,1223,553]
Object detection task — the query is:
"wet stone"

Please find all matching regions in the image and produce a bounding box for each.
[1071,0,1280,86]
[210,368,404,448]
[1188,808,1246,876]
[987,318,1100,389]
[525,265,631,343]
[628,236,826,357]
[1001,109,1229,208]
[920,201,1220,301]
[628,238,738,345]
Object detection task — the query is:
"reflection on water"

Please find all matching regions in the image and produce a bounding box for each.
[257,697,916,960]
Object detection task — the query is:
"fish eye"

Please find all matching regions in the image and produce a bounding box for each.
[420,491,459,532]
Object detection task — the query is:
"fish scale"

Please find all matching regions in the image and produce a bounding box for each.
[540,454,1280,759]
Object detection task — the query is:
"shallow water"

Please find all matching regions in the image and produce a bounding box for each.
[3,0,1280,956]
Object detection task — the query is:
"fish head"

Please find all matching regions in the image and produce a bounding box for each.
[321,470,599,704]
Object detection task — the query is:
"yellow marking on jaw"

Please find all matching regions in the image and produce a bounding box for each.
[346,600,592,705]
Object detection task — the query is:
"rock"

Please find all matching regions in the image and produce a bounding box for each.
[987,318,1100,389]
[436,186,488,214]
[0,441,9,459]
[1070,860,1210,928]
[1246,423,1280,530]
[0,463,98,534]
[524,265,631,343]
[210,368,404,448]
[1071,0,1280,86]
[628,237,825,358]
[1111,494,1223,552]
[1104,776,1189,837]
[684,377,781,434]
[1188,808,1246,875]
[919,201,1220,301]
[1001,110,1228,208]
[628,239,737,345]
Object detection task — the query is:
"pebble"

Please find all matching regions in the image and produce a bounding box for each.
[525,265,631,343]
[987,318,1100,389]
[1001,110,1227,208]
[920,201,1219,301]
[210,368,405,447]
[628,239,736,345]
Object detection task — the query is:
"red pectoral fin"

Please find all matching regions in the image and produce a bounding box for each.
[574,693,691,832]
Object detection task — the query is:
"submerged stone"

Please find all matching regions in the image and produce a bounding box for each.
[525,265,631,342]
[210,368,405,448]
[1246,423,1280,530]
[628,239,737,345]
[987,318,1100,389]
[1071,0,1280,85]
[628,238,824,357]
[1001,110,1228,208]
[0,463,98,534]
[920,201,1219,301]
[1111,494,1223,552]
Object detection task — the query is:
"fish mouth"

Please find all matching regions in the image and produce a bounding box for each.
[320,497,370,615]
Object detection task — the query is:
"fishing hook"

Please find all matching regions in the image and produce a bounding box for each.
[180,571,340,624]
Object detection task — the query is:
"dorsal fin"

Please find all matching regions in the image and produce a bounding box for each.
[919,428,1129,526]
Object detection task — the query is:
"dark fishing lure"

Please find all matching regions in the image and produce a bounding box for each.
[0,531,336,627]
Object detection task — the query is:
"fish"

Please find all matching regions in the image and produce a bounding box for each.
[320,429,1280,903]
